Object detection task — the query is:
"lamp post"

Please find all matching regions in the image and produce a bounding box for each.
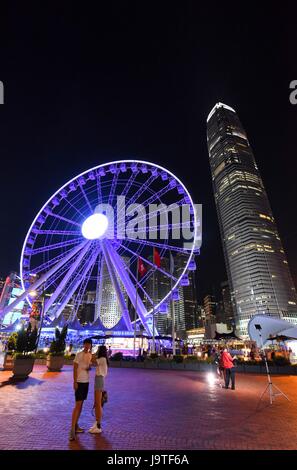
[34,285,46,353]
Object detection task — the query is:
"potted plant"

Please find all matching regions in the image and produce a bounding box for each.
[46,326,68,371]
[12,324,38,378]
[3,332,18,370]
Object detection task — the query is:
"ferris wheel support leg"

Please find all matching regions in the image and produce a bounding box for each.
[52,248,99,322]
[100,241,133,332]
[0,240,89,322]
[105,240,158,337]
[43,241,92,317]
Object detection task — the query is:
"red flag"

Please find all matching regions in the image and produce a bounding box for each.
[153,247,161,268]
[138,258,147,277]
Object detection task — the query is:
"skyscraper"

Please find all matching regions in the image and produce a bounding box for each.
[95,256,130,329]
[207,102,297,336]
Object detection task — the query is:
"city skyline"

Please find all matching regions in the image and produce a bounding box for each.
[1,4,296,306]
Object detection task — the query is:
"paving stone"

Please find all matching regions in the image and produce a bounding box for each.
[1,366,297,449]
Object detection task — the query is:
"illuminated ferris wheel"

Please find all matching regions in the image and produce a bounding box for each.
[2,160,198,336]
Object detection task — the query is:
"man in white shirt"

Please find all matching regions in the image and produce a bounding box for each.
[69,338,92,441]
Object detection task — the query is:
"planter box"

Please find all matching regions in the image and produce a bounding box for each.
[158,362,172,370]
[3,353,14,371]
[133,362,145,368]
[198,363,215,372]
[171,362,185,370]
[144,361,158,369]
[46,355,64,372]
[184,362,201,371]
[244,365,263,373]
[13,357,35,379]
[121,361,134,368]
[109,361,122,368]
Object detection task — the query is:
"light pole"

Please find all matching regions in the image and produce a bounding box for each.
[34,285,46,353]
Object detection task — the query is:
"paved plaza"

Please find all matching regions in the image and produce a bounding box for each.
[1,365,297,450]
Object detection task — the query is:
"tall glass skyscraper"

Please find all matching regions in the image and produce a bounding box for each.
[207,102,297,336]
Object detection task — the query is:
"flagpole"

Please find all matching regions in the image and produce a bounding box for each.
[134,259,139,358]
[152,266,156,354]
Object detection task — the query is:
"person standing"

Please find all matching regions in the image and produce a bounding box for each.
[69,338,93,441]
[221,347,236,390]
[89,345,109,434]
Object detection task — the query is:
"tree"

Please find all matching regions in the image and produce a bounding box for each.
[49,326,68,356]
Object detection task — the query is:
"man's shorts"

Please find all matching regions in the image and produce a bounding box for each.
[75,382,89,401]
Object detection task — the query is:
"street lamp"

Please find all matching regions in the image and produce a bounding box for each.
[34,286,46,353]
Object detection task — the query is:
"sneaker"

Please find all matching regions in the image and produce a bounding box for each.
[69,429,76,441]
[75,425,84,433]
[88,422,102,434]
[231,386,235,390]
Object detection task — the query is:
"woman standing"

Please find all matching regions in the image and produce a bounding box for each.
[89,345,108,434]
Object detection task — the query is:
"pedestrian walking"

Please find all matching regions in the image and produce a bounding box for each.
[69,338,93,441]
[221,347,236,390]
[89,345,109,434]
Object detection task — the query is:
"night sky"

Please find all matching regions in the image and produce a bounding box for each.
[0,3,296,302]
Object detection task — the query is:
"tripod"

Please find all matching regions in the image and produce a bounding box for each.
[255,325,290,405]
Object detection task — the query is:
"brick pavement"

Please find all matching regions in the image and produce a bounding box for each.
[1,365,297,450]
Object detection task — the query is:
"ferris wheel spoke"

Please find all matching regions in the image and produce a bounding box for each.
[100,240,133,331]
[28,237,84,256]
[108,170,119,206]
[123,238,191,254]
[51,247,98,320]
[94,253,103,321]
[96,175,103,205]
[127,173,158,206]
[78,182,94,214]
[120,170,139,196]
[69,247,99,321]
[63,198,87,219]
[140,182,175,208]
[46,211,81,227]
[32,229,81,236]
[27,243,83,276]
[125,263,154,306]
[44,241,92,315]
[116,196,189,235]
[117,244,178,282]
[4,241,88,320]
[43,257,79,291]
[104,240,154,335]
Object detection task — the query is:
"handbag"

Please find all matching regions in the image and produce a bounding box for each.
[101,390,108,406]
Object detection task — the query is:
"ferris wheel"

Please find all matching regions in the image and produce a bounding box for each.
[2,160,198,336]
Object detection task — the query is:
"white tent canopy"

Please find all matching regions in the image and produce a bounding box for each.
[248,314,297,347]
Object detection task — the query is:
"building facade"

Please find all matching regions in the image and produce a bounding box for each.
[207,102,297,336]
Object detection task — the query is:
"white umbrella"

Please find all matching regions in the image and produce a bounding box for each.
[248,314,296,347]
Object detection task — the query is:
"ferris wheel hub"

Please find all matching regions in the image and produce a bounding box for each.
[81,213,109,240]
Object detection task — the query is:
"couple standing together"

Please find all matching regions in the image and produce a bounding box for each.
[69,338,109,441]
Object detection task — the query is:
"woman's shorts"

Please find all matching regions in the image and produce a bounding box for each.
[95,375,105,391]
